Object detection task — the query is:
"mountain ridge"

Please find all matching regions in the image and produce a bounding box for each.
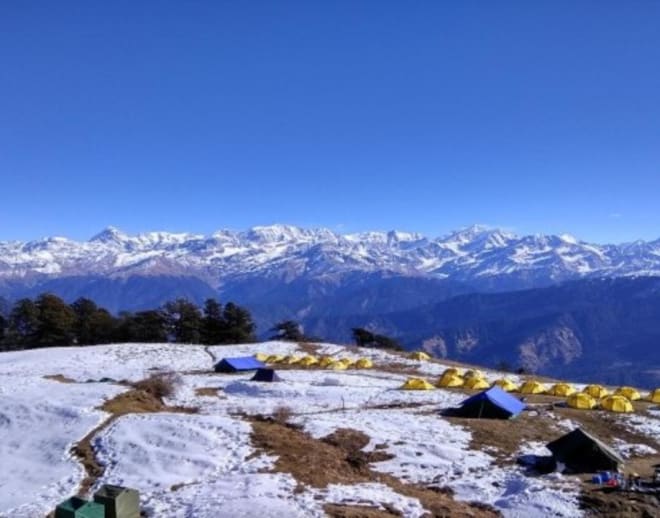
[2,224,660,288]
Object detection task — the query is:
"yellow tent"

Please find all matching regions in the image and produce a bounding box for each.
[464,369,485,380]
[265,354,284,364]
[442,367,463,377]
[318,356,335,368]
[582,384,610,399]
[437,373,465,388]
[327,360,348,370]
[546,383,577,397]
[339,358,356,367]
[614,386,641,401]
[519,380,547,394]
[566,392,597,410]
[282,355,301,365]
[354,358,373,369]
[464,377,490,390]
[254,352,270,362]
[601,395,634,413]
[492,378,518,392]
[647,388,660,403]
[298,356,318,366]
[409,351,431,361]
[401,377,435,390]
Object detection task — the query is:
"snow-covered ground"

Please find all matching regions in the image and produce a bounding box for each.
[1,341,657,517]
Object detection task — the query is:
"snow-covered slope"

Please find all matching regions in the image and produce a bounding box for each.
[1,224,660,288]
[1,341,658,517]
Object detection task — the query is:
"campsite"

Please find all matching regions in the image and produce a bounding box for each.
[1,340,659,517]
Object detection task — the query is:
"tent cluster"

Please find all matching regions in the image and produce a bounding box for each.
[258,353,374,370]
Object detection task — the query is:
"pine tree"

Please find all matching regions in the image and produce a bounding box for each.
[163,298,202,343]
[270,320,304,341]
[129,310,168,343]
[0,313,6,344]
[221,302,256,343]
[34,293,76,346]
[201,298,225,345]
[7,298,41,347]
[71,297,99,345]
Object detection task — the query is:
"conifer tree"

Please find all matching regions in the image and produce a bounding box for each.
[34,293,76,346]
[7,298,41,347]
[221,302,256,343]
[201,298,225,345]
[163,298,202,343]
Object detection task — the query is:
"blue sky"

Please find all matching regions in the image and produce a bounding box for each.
[1,2,659,243]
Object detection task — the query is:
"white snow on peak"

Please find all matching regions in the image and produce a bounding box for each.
[0,224,658,283]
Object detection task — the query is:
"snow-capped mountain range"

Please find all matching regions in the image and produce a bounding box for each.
[1,224,659,287]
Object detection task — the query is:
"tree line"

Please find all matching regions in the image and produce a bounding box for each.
[0,293,256,350]
[0,294,403,351]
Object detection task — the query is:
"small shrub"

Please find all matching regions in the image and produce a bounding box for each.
[272,405,293,425]
[132,371,180,400]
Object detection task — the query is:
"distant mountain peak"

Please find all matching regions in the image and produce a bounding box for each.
[89,226,127,243]
[0,224,659,289]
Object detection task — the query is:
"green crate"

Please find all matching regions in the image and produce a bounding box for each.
[93,485,140,518]
[55,497,106,518]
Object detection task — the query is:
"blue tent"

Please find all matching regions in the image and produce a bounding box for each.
[454,386,526,419]
[250,368,283,382]
[214,356,266,373]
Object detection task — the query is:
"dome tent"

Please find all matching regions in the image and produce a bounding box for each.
[442,367,463,377]
[437,373,465,388]
[614,386,641,401]
[464,377,490,390]
[600,395,634,413]
[647,388,660,403]
[464,369,485,380]
[401,377,435,390]
[354,358,373,369]
[546,383,577,397]
[492,379,518,392]
[409,351,431,361]
[582,384,610,399]
[298,356,318,366]
[519,380,547,395]
[566,392,597,410]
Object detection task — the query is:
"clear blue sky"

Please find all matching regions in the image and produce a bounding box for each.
[1,2,659,243]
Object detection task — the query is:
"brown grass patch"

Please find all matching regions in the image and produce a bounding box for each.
[580,487,660,517]
[324,503,403,517]
[297,342,322,356]
[43,374,76,383]
[131,372,179,399]
[249,418,498,517]
[272,405,293,425]
[194,386,222,398]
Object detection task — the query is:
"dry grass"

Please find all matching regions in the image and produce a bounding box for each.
[43,374,76,383]
[249,417,499,517]
[272,405,293,425]
[194,386,222,398]
[324,504,403,517]
[131,371,180,400]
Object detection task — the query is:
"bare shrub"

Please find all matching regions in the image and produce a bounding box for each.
[272,405,293,425]
[132,371,180,400]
